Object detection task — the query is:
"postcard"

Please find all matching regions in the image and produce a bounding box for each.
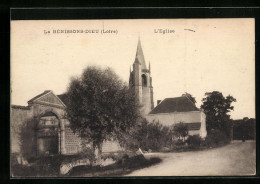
[11,19,255,177]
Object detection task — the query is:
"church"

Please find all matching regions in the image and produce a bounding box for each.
[11,39,207,157]
[129,39,207,138]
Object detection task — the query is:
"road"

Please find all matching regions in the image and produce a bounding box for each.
[126,141,255,176]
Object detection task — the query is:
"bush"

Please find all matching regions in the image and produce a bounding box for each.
[171,144,189,152]
[205,129,230,147]
[68,155,162,177]
[175,139,185,146]
[101,152,125,161]
[122,154,146,167]
[19,117,38,158]
[172,122,189,141]
[186,135,202,149]
[12,149,96,177]
[78,147,95,163]
[160,147,170,152]
[123,119,173,152]
[12,155,63,177]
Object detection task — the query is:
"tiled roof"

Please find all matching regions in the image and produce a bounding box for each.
[149,96,199,114]
[27,90,52,103]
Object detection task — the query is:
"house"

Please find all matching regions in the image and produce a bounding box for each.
[145,96,207,138]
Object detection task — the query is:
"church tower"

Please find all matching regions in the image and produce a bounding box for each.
[129,38,154,116]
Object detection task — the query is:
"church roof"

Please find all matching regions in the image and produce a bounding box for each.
[134,38,147,70]
[149,96,199,114]
[28,90,52,103]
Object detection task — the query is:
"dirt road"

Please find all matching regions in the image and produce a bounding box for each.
[126,141,255,176]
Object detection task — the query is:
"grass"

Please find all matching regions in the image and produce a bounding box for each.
[11,154,94,177]
[11,154,162,177]
[68,155,162,177]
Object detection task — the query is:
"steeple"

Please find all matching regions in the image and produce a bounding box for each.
[134,38,147,70]
[130,38,154,116]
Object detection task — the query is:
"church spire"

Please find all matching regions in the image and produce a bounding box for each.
[134,37,147,70]
[130,38,154,115]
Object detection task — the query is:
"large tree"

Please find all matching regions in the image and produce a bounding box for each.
[200,91,236,135]
[66,66,139,158]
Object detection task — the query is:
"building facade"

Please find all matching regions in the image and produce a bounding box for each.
[11,90,82,156]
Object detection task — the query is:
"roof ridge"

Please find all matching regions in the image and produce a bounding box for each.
[149,95,199,114]
[182,95,199,110]
[165,96,184,100]
[28,90,52,103]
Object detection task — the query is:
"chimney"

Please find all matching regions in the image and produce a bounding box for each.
[157,100,161,105]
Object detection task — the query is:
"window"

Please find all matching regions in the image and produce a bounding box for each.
[142,74,147,86]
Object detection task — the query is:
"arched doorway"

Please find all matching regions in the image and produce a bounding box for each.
[36,111,61,156]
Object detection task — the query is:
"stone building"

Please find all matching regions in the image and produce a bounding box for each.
[11,90,82,156]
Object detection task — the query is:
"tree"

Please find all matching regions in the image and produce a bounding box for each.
[66,66,139,159]
[122,118,173,151]
[183,92,196,104]
[172,122,189,141]
[200,91,236,135]
[19,117,38,158]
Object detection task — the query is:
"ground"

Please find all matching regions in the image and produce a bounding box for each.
[126,141,256,176]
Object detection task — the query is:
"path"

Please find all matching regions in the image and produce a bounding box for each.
[126,141,256,176]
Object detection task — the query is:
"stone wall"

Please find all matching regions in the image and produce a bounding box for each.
[11,103,71,156]
[11,106,33,153]
[64,127,82,154]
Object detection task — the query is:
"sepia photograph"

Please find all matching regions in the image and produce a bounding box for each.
[10,18,255,177]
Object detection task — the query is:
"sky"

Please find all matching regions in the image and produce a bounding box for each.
[11,19,255,119]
